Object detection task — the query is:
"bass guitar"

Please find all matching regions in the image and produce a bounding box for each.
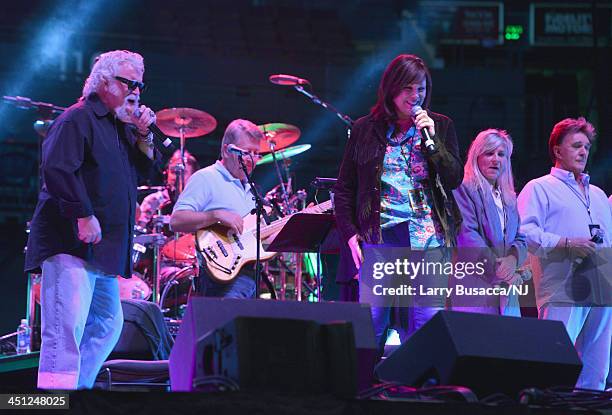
[195,199,332,283]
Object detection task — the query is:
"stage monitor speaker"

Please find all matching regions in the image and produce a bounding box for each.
[169,297,377,392]
[195,317,357,397]
[375,311,582,398]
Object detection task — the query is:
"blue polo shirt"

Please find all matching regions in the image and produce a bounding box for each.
[173,160,255,217]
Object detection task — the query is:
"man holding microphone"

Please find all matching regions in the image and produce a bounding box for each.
[25,50,160,390]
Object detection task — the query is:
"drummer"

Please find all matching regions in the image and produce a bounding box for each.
[133,150,200,290]
[136,149,200,231]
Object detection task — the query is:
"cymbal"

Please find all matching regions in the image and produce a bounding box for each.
[256,144,311,166]
[156,108,217,138]
[257,123,300,152]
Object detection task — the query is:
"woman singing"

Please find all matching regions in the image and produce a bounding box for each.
[334,54,463,355]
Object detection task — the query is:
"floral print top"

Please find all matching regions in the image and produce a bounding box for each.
[380,125,445,248]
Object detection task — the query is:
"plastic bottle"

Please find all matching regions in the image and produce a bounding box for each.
[16,319,31,354]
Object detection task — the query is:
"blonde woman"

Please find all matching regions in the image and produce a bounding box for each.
[452,129,527,316]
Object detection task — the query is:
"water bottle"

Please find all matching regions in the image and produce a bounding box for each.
[16,319,31,354]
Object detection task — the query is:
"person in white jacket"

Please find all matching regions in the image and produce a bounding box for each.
[518,117,611,390]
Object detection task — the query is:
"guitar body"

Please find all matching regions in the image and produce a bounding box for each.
[195,200,332,284]
[195,213,276,283]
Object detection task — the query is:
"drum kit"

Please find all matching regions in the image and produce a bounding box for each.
[6,94,319,319]
[117,106,218,316]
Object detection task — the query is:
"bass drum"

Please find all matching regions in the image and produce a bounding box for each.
[159,265,198,318]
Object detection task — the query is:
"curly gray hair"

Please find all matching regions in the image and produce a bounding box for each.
[81,50,144,99]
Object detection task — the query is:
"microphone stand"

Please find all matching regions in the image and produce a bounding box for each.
[236,154,267,298]
[290,84,353,302]
[293,85,354,131]
[3,95,66,352]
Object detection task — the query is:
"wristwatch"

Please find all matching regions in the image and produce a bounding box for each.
[137,131,154,148]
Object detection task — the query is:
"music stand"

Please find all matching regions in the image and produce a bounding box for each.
[265,213,336,302]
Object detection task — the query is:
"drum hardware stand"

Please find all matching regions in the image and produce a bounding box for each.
[276,253,321,301]
[150,212,168,304]
[154,121,192,308]
[171,161,185,196]
[277,257,286,300]
[265,213,335,302]
[276,253,297,300]
[174,123,188,195]
[265,255,310,301]
[301,277,318,298]
[261,135,292,213]
[237,153,268,299]
[262,262,278,298]
[263,145,303,299]
[260,269,277,300]
[295,253,303,300]
[263,186,314,300]
[150,108,218,302]
[165,123,189,306]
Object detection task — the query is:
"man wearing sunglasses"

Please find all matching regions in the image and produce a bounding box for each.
[25,50,161,390]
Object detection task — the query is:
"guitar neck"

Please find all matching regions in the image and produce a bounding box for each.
[258,199,333,239]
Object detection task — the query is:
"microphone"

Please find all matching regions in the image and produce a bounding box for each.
[310,177,337,190]
[411,105,436,153]
[227,144,250,156]
[269,74,311,86]
[134,108,175,153]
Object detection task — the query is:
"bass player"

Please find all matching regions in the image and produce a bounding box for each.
[170,119,264,298]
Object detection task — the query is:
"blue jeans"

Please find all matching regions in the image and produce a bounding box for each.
[38,254,123,390]
[197,250,256,299]
[370,222,446,355]
[202,274,256,299]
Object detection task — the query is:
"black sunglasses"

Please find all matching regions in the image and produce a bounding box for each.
[114,76,146,92]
